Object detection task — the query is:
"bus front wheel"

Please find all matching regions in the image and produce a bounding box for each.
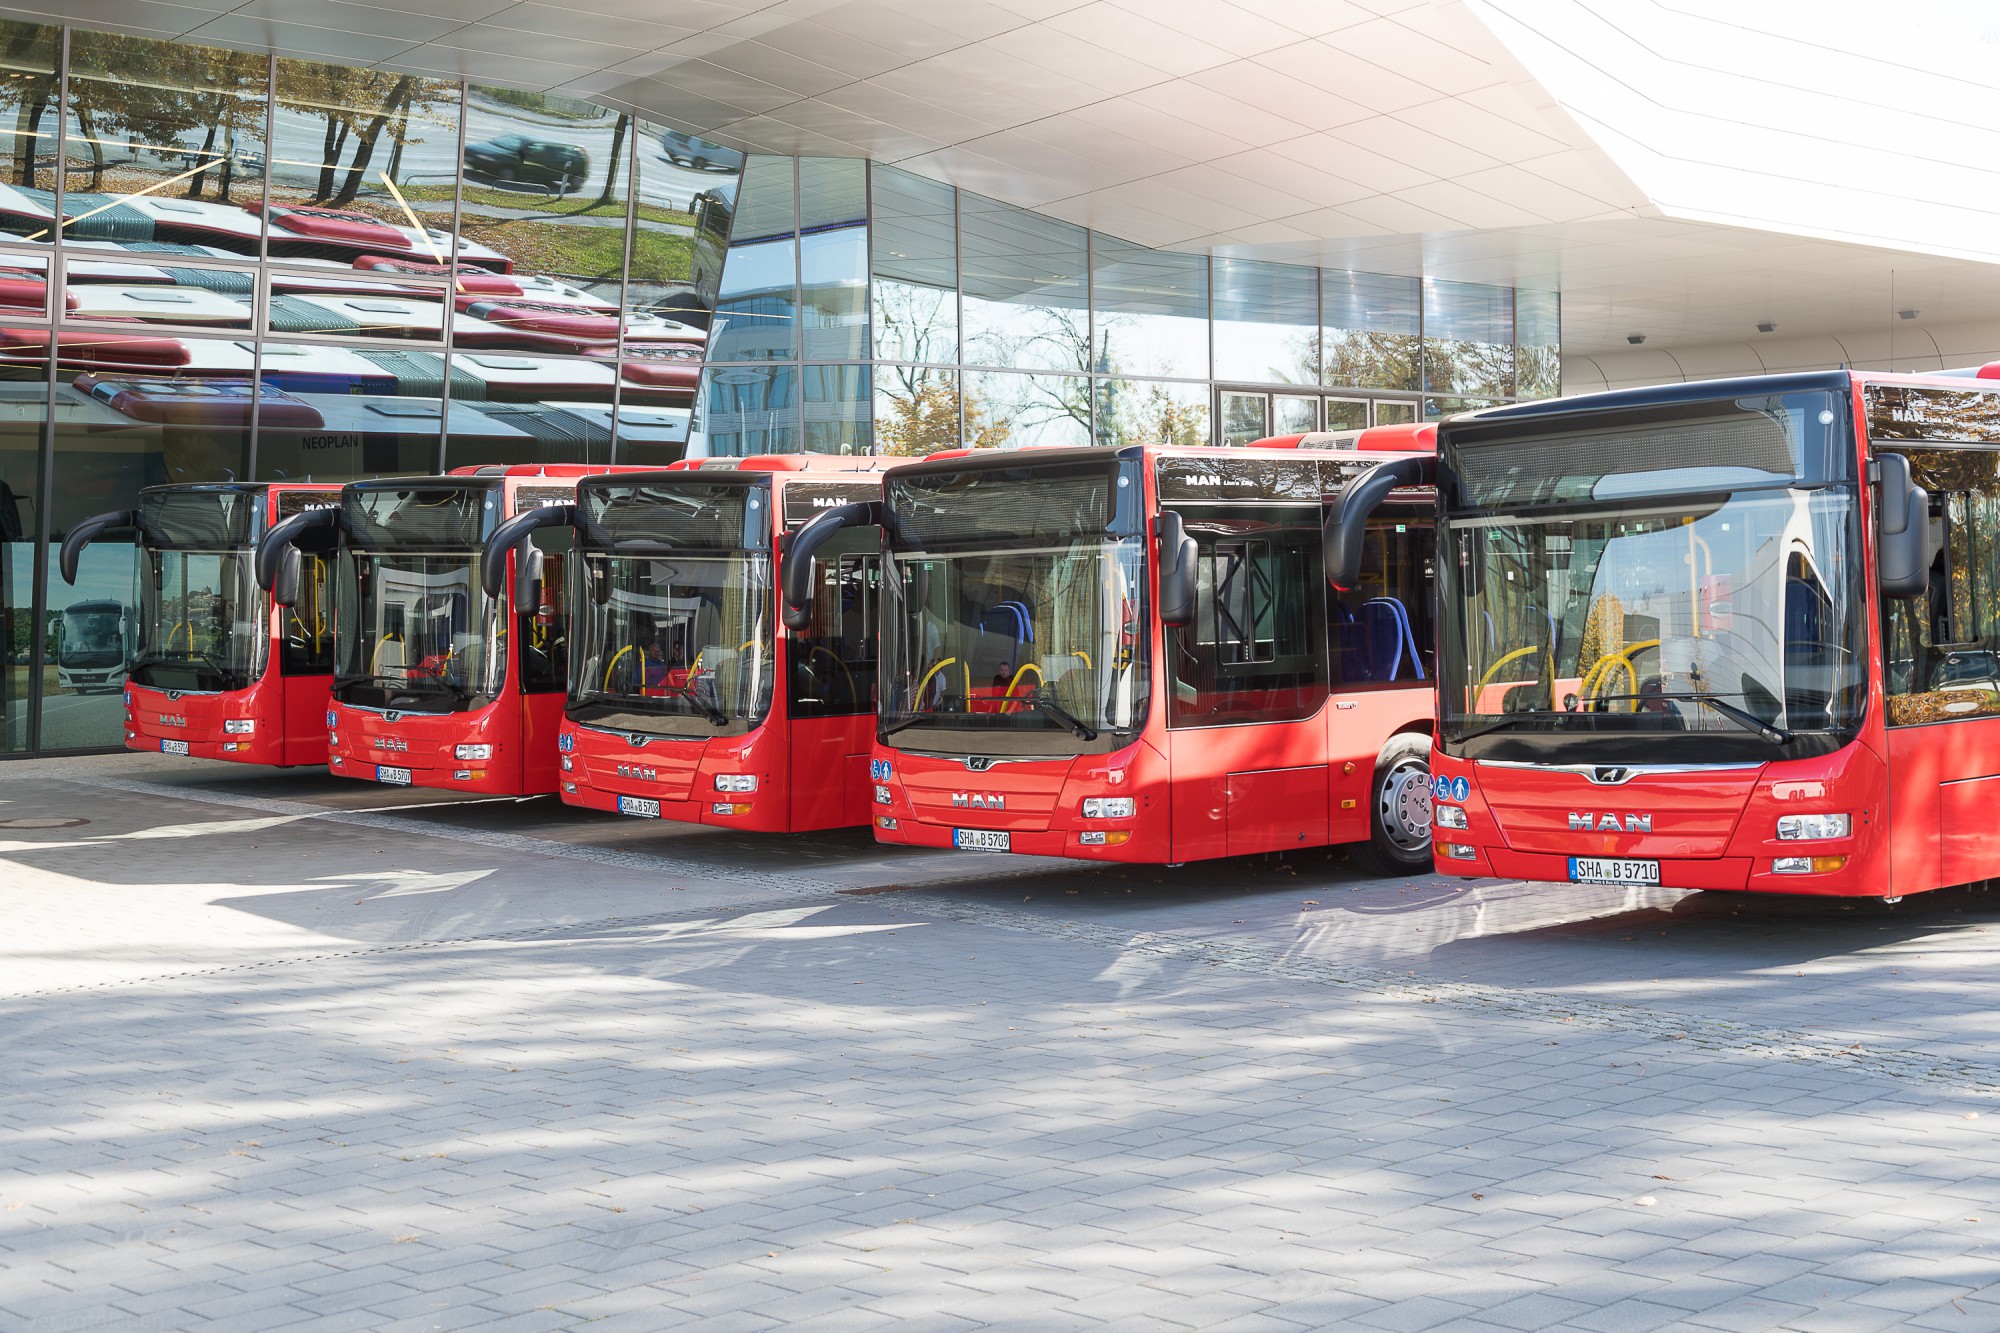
[1355,734,1433,876]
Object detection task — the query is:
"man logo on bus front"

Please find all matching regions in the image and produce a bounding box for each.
[964,756,995,772]
[1569,812,1652,833]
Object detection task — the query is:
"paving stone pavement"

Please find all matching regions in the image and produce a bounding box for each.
[1,753,1998,1331]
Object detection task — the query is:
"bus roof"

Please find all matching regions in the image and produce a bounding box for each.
[673,453,891,475]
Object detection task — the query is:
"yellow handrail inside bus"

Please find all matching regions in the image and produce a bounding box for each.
[370,633,403,676]
[1002,661,1045,710]
[806,645,855,698]
[1580,639,1661,705]
[1476,645,1543,693]
[603,643,636,690]
[916,656,959,700]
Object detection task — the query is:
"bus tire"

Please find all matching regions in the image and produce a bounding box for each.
[1355,734,1433,875]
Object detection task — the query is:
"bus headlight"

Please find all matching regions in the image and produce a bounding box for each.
[1776,813,1850,840]
[223,719,255,734]
[1434,804,1468,829]
[455,743,493,760]
[714,774,757,793]
[1774,855,1848,874]
[1081,797,1134,819]
[561,755,574,771]
[874,784,892,805]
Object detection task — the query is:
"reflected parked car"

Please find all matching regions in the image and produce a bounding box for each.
[464,135,590,191]
[659,131,743,173]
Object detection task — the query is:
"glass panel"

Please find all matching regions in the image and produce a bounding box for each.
[732,155,796,242]
[962,370,1090,448]
[1425,395,1503,420]
[271,60,461,265]
[1169,508,1328,727]
[1424,279,1513,397]
[709,235,795,362]
[443,353,615,470]
[48,333,256,748]
[1095,378,1209,447]
[62,32,268,258]
[1213,258,1317,385]
[959,193,1088,372]
[1091,234,1207,381]
[798,156,864,231]
[610,391,694,467]
[1329,512,1435,688]
[266,270,449,343]
[67,259,255,329]
[789,536,878,718]
[801,224,867,362]
[459,88,629,306]
[696,364,796,457]
[1277,395,1323,435]
[0,20,58,241]
[1219,391,1268,446]
[875,365,959,456]
[635,119,742,327]
[870,165,956,364]
[0,331,40,751]
[1886,448,2000,725]
[1324,270,1420,391]
[803,362,870,454]
[253,340,446,480]
[1374,399,1417,426]
[1516,288,1560,400]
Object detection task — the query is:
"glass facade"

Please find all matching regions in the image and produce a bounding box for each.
[4,20,1561,754]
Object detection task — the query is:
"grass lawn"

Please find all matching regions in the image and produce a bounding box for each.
[459,219,693,284]
[400,182,693,228]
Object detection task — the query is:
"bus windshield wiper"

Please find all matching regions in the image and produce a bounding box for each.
[878,712,932,740]
[668,684,729,726]
[1591,692,1794,743]
[1448,710,1563,742]
[1028,688,1096,741]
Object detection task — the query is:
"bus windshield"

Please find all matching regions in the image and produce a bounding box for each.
[880,458,1149,756]
[571,552,774,736]
[1439,390,1866,761]
[134,551,265,692]
[336,552,505,711]
[59,604,127,670]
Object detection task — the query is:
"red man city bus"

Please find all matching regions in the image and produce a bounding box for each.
[488,455,887,830]
[61,481,342,765]
[850,442,1438,867]
[265,465,626,796]
[1332,368,2000,899]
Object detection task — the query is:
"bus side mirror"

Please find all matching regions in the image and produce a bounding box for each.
[1875,453,1934,598]
[516,545,545,617]
[271,545,303,608]
[1156,510,1197,627]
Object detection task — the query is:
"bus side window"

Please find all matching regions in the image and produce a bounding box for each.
[1329,514,1435,687]
[1169,515,1327,728]
[790,534,880,719]
[1884,450,2000,725]
[519,550,567,695]
[280,553,334,676]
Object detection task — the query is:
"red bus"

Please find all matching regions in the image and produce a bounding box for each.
[485,455,888,830]
[848,441,1438,867]
[60,481,342,766]
[1332,368,1998,899]
[266,464,630,796]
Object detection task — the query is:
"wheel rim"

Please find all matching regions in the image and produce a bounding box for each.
[1378,757,1432,852]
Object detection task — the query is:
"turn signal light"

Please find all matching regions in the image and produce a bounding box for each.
[1078,830,1131,846]
[1440,843,1478,860]
[1773,855,1848,875]
[562,781,577,794]
[712,801,751,816]
[876,815,899,830]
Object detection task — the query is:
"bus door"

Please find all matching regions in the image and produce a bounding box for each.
[1880,447,2000,892]
[787,525,881,829]
[1164,501,1331,860]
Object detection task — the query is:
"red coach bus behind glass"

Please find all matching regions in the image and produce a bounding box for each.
[1328,367,2000,899]
[487,454,888,833]
[861,440,1438,868]
[62,481,341,766]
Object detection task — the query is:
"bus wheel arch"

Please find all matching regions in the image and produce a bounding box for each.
[1354,731,1434,875]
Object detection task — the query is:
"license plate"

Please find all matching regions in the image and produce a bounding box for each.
[954,828,1010,852]
[618,795,660,819]
[375,765,412,786]
[159,739,189,756]
[1570,856,1660,886]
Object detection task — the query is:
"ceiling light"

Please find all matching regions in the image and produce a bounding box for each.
[1756,322,1776,333]
[1626,334,1645,345]
[1898,309,1920,320]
